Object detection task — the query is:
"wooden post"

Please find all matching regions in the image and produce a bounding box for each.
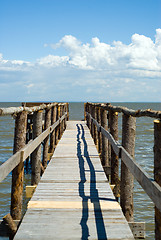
[3,213,17,239]
[11,111,27,220]
[89,104,92,134]
[66,103,69,121]
[42,108,51,169]
[86,103,90,128]
[84,103,87,121]
[62,105,65,131]
[91,105,95,139]
[25,114,33,172]
[109,110,119,199]
[120,114,136,222]
[92,105,97,146]
[100,108,109,178]
[154,120,161,240]
[64,104,67,130]
[55,105,59,145]
[31,110,42,185]
[49,105,57,153]
[58,105,61,140]
[96,107,102,155]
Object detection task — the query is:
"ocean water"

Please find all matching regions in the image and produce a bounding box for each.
[0,102,161,239]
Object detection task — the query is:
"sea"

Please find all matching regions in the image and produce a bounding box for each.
[0,102,161,240]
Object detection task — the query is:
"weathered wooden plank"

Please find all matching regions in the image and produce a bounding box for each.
[0,151,21,183]
[128,222,145,239]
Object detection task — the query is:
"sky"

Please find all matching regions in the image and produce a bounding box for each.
[0,0,161,102]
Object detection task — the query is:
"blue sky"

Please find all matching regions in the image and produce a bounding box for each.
[0,0,161,102]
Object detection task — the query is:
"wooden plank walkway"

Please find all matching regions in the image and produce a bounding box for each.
[14,121,134,240]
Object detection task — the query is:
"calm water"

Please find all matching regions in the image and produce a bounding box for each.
[0,102,161,239]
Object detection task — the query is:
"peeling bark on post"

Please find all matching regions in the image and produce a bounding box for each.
[11,111,27,220]
[154,120,161,240]
[42,108,51,169]
[120,114,136,222]
[109,110,119,199]
[31,110,42,185]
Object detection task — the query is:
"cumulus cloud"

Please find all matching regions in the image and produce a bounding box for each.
[0,29,161,101]
[46,29,161,72]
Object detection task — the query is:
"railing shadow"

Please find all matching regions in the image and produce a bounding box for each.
[77,124,108,240]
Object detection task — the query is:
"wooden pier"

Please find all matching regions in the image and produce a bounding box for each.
[14,120,134,240]
[1,102,161,239]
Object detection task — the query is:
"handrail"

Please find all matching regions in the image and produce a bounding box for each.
[86,112,120,156]
[0,103,59,116]
[0,112,67,183]
[87,102,161,119]
[86,111,161,213]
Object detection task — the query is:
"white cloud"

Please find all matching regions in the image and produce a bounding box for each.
[37,55,69,67]
[0,29,161,101]
[46,30,161,72]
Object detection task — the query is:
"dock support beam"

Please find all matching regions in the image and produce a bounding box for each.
[154,120,161,240]
[11,111,27,220]
[120,114,136,222]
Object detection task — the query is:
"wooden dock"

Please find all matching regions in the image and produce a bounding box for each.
[14,120,134,240]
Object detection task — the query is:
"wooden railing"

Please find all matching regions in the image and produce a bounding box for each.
[0,102,69,237]
[85,102,161,240]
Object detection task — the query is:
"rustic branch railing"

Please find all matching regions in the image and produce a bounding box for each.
[0,102,69,233]
[85,102,161,240]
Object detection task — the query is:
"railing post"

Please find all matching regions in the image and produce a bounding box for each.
[100,108,109,178]
[31,110,43,185]
[55,105,59,145]
[62,105,65,131]
[49,105,57,153]
[84,103,87,121]
[93,105,98,146]
[64,104,66,130]
[58,105,61,140]
[120,114,136,222]
[11,111,27,220]
[42,108,51,169]
[25,114,33,172]
[86,103,90,129]
[91,105,95,139]
[96,107,102,155]
[89,104,92,133]
[66,103,69,121]
[154,119,161,240]
[60,105,63,138]
[109,110,119,199]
